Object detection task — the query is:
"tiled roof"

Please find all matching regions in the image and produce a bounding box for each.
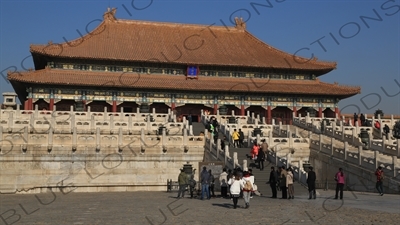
[29,9,336,71]
[8,69,360,98]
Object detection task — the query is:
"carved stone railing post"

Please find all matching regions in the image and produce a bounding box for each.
[243,159,248,172]
[72,127,77,151]
[397,139,400,157]
[48,127,53,153]
[269,130,273,145]
[16,105,21,119]
[7,111,13,132]
[344,142,348,160]
[358,146,362,165]
[382,135,386,152]
[374,150,378,168]
[128,114,132,134]
[85,105,90,118]
[140,128,145,153]
[96,127,100,152]
[110,114,115,134]
[288,131,293,148]
[118,128,123,151]
[34,104,39,119]
[183,128,188,147]
[233,152,238,166]
[331,137,334,155]
[247,130,252,147]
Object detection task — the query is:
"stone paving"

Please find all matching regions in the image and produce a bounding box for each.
[1,188,399,225]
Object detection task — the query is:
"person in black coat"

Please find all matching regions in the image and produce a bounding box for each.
[307,166,316,199]
[268,166,278,198]
[257,149,265,171]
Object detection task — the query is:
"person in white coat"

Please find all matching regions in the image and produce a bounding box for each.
[286,167,294,199]
[228,173,244,209]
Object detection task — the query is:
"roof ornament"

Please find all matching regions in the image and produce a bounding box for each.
[103,7,117,22]
[234,17,246,30]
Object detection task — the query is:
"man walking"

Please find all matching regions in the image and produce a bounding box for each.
[238,129,244,147]
[307,166,316,199]
[268,166,278,198]
[200,166,210,200]
[177,169,188,198]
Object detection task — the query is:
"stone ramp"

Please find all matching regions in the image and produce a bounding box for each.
[192,122,205,135]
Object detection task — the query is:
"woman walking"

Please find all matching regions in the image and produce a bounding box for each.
[228,171,243,209]
[242,171,253,208]
[334,168,345,200]
[286,168,294,199]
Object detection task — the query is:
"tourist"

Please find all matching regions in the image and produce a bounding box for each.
[177,169,188,198]
[286,167,294,199]
[250,142,259,160]
[375,166,384,196]
[188,114,193,126]
[257,148,265,171]
[200,167,210,200]
[268,166,278,198]
[232,129,240,148]
[248,169,255,198]
[219,168,228,198]
[261,139,269,155]
[383,124,390,139]
[228,171,243,209]
[238,129,244,147]
[307,166,316,199]
[221,135,226,151]
[374,121,381,129]
[334,168,345,200]
[212,118,219,133]
[208,169,215,198]
[353,113,358,126]
[242,171,253,209]
[188,174,197,199]
[279,166,287,199]
[360,113,366,126]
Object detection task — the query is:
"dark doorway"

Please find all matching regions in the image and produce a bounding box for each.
[123,107,133,113]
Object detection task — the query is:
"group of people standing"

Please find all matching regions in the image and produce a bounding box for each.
[268,166,295,199]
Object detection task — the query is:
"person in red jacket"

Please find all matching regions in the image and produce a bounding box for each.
[375,166,384,196]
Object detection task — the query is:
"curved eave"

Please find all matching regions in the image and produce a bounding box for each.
[8,69,360,98]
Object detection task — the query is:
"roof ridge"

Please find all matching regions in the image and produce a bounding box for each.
[243,31,337,68]
[115,18,238,31]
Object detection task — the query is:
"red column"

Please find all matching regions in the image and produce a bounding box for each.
[49,98,54,111]
[112,101,117,113]
[171,102,175,111]
[335,107,339,117]
[267,106,272,124]
[28,98,33,110]
[82,100,87,111]
[240,105,245,116]
[213,104,218,115]
[293,106,297,117]
[319,107,323,118]
[24,100,29,110]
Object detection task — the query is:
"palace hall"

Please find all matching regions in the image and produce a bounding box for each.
[7,8,360,123]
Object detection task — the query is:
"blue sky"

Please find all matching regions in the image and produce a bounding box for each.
[0,0,399,115]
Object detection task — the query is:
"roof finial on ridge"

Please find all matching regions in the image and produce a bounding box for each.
[103,7,117,22]
[234,17,246,30]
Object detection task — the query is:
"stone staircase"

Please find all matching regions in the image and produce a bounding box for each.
[233,146,310,197]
